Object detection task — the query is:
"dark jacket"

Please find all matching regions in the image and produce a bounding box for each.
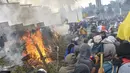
[73,64,90,73]
[116,41,130,59]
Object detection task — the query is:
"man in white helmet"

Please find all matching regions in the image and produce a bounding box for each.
[37,68,47,73]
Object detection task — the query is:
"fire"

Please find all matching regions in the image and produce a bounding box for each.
[21,29,52,67]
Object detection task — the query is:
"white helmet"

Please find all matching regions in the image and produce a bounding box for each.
[38,68,47,73]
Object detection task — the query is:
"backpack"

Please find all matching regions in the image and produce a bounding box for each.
[100,43,118,73]
[103,61,118,73]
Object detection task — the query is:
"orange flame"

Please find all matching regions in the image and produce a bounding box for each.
[21,29,52,67]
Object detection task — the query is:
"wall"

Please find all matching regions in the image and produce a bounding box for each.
[0,3,62,26]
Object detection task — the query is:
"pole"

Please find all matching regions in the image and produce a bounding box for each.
[119,3,122,15]
[76,9,79,22]
[56,46,59,72]
[98,43,104,73]
[98,53,104,73]
[120,8,122,15]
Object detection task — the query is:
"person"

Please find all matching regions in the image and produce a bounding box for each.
[118,63,130,73]
[101,25,107,32]
[72,37,80,57]
[100,31,107,40]
[37,69,47,73]
[59,53,76,73]
[91,35,117,73]
[102,36,116,61]
[116,41,130,60]
[116,40,130,73]
[76,39,93,71]
[64,43,75,58]
[79,26,87,38]
[101,36,116,73]
[91,35,102,55]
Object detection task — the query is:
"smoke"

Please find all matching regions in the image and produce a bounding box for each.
[40,0,76,13]
[1,26,23,66]
[117,0,126,4]
[0,0,90,26]
[9,0,88,13]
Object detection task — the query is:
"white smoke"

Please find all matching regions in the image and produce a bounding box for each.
[117,0,126,4]
[9,0,93,12]
[1,26,23,66]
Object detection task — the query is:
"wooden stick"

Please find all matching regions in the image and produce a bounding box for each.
[100,54,103,68]
[98,53,104,73]
[30,33,50,73]
[56,46,59,72]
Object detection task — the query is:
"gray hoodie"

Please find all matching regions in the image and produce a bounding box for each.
[102,37,116,61]
[59,53,76,73]
[76,43,93,70]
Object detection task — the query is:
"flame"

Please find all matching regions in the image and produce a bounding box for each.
[21,29,52,67]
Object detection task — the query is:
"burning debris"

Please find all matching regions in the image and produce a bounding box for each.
[0,22,66,73]
[21,28,52,68]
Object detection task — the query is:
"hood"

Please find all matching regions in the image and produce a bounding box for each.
[73,64,90,73]
[65,53,76,64]
[93,35,102,43]
[78,43,91,59]
[102,36,116,44]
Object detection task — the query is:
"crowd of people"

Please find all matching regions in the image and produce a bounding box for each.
[59,16,130,73]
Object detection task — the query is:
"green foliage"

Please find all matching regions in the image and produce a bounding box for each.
[11,66,37,73]
[11,66,27,73]
[0,58,8,66]
[48,63,57,73]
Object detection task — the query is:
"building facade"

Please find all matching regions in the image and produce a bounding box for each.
[95,0,102,8]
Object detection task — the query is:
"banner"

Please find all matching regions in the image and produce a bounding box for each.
[117,12,130,42]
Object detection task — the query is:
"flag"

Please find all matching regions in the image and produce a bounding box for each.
[117,12,130,42]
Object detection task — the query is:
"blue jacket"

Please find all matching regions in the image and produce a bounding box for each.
[64,48,74,58]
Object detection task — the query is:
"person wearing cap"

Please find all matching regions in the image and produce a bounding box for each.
[91,35,103,55]
[37,69,47,73]
[59,53,76,73]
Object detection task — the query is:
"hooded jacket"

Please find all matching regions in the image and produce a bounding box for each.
[59,53,76,73]
[102,36,116,61]
[116,41,130,59]
[73,64,90,73]
[76,43,93,70]
[64,44,75,58]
